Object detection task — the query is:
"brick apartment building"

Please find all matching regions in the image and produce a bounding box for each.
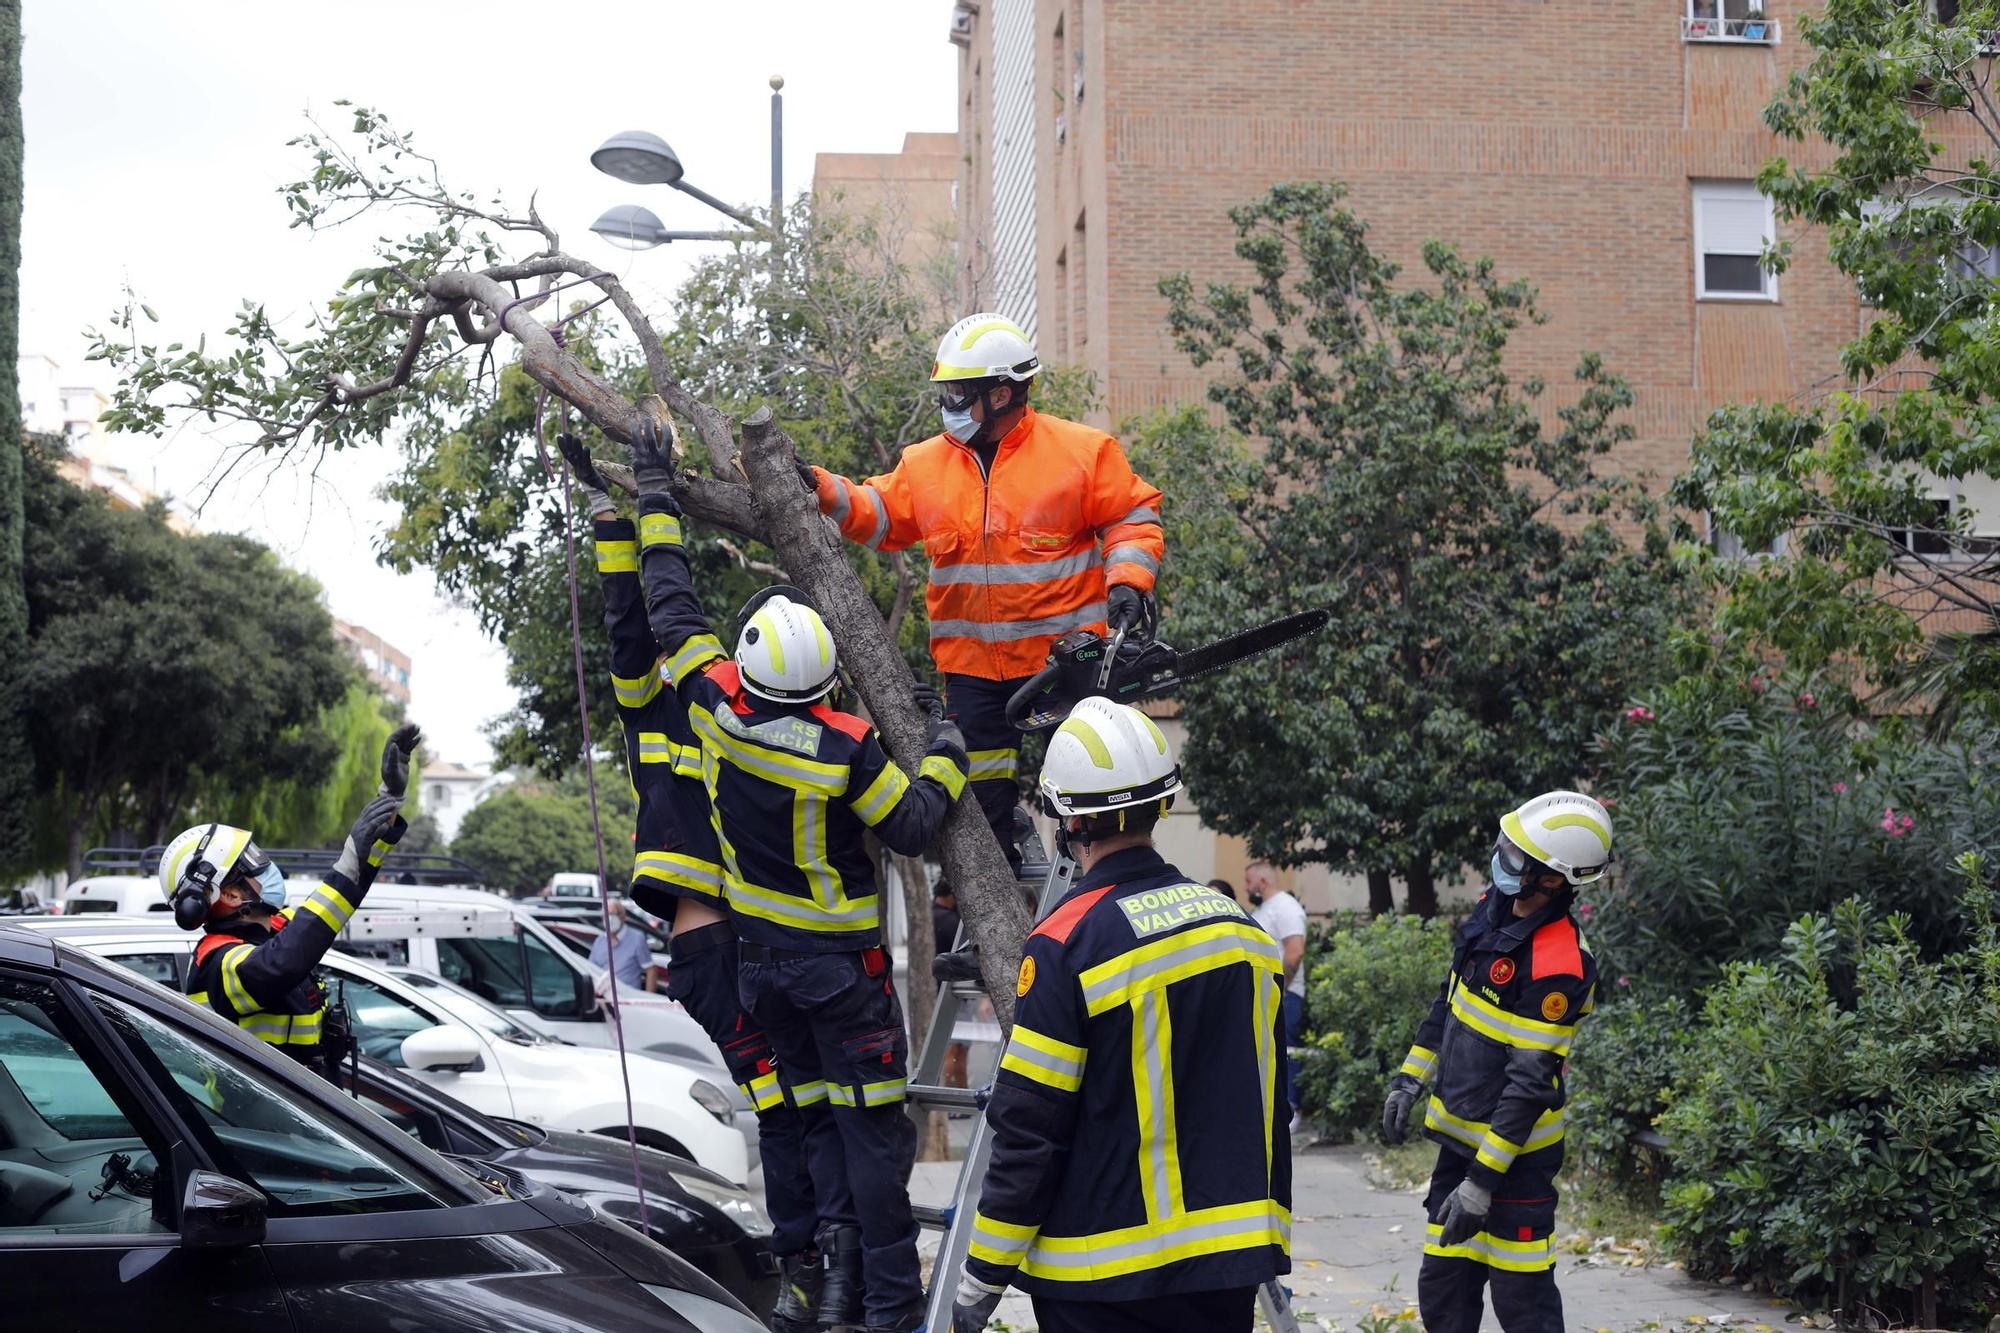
[332,619,413,705]
[944,0,2000,904]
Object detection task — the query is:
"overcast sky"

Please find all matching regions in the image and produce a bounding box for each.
[19,0,957,770]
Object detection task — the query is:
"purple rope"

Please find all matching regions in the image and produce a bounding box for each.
[533,386,651,1233]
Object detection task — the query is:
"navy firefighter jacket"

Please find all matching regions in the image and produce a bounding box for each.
[966,845,1293,1303]
[631,491,969,952]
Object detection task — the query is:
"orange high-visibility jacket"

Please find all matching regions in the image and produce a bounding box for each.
[813,408,1165,680]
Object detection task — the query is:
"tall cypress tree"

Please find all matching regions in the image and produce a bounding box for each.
[0,0,31,869]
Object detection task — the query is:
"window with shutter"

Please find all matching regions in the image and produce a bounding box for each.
[1694,182,1776,300]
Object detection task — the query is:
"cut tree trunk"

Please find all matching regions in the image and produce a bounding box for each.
[736,408,1032,1031]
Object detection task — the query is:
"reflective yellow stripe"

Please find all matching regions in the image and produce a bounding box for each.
[238,1009,323,1045]
[788,1079,829,1108]
[999,1024,1085,1092]
[367,838,391,868]
[1254,959,1277,1184]
[1449,979,1578,1054]
[1424,1095,1565,1159]
[690,706,849,796]
[1423,1223,1554,1272]
[726,876,878,932]
[850,763,911,826]
[595,538,638,573]
[965,747,1018,782]
[613,669,665,709]
[666,635,726,686]
[219,945,260,1016]
[858,1077,906,1107]
[1019,1200,1290,1282]
[968,1212,1037,1268]
[1078,920,1280,1016]
[1400,1044,1437,1082]
[739,1071,785,1111]
[920,752,969,800]
[1131,988,1183,1221]
[639,511,683,549]
[632,850,726,900]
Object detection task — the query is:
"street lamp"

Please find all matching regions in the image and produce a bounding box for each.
[590,76,784,251]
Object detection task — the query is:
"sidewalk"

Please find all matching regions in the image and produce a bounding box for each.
[912,1140,1804,1333]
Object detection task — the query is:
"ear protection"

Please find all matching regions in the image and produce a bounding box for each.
[171,823,221,931]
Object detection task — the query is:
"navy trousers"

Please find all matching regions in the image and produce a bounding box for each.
[941,673,1033,858]
[1418,1148,1565,1333]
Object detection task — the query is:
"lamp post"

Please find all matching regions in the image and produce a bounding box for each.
[589,76,784,251]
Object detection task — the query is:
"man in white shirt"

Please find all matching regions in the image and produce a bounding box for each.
[1247,860,1308,1133]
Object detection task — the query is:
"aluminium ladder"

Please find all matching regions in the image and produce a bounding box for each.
[902,847,1301,1333]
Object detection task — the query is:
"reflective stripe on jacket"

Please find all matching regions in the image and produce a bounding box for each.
[632,493,969,951]
[814,408,1165,680]
[594,516,727,908]
[964,846,1292,1302]
[1400,891,1596,1191]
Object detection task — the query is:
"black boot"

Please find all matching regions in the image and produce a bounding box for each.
[862,1301,927,1333]
[770,1249,821,1332]
[931,944,982,985]
[815,1226,863,1328]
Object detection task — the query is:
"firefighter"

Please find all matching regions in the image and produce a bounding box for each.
[625,413,970,1333]
[163,724,420,1079]
[1380,791,1610,1333]
[952,698,1292,1333]
[561,429,846,1333]
[805,312,1165,866]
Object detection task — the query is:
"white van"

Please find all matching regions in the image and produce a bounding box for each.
[544,871,603,900]
[61,875,171,916]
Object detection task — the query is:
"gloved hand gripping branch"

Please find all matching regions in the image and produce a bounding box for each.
[631,394,679,496]
[559,433,617,516]
[337,724,420,883]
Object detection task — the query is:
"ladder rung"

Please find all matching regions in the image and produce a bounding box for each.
[911,1201,952,1230]
[906,1083,984,1111]
[948,979,985,1002]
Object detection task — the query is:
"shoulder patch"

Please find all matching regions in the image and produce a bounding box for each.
[1541,991,1569,1022]
[1530,917,1584,982]
[1030,885,1116,946]
[1016,955,1036,997]
[808,700,874,744]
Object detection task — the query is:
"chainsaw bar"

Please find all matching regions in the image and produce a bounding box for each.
[1145,606,1332,694]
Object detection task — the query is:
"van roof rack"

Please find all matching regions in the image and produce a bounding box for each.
[80,844,491,889]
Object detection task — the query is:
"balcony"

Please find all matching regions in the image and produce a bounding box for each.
[1683,14,1780,43]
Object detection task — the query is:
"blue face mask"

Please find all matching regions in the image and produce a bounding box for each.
[941,402,981,444]
[1490,851,1524,897]
[256,862,287,907]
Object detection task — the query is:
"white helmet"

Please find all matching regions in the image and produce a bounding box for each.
[930,312,1041,384]
[159,822,267,928]
[735,593,839,704]
[1037,698,1183,817]
[1496,790,1613,887]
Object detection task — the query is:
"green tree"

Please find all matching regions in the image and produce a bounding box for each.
[449,783,605,897]
[0,0,30,870]
[19,435,352,874]
[1146,181,1690,915]
[1678,0,2000,713]
[206,680,401,847]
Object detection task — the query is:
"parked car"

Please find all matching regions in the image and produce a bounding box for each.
[1,916,752,1185]
[339,1053,778,1312]
[543,871,603,901]
[59,874,167,916]
[0,923,766,1332]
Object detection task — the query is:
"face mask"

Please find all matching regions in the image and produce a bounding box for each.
[1490,851,1524,897]
[942,402,982,445]
[256,862,287,907]
[1248,890,1265,908]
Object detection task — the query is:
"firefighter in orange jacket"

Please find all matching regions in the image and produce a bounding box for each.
[808,313,1165,866]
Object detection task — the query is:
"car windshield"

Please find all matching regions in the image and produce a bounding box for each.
[392,971,548,1045]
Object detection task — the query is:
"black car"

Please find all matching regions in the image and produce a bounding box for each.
[0,925,766,1332]
[338,1053,779,1312]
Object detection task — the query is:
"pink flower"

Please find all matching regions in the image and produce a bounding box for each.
[1798,692,1817,709]
[1576,902,1595,920]
[1832,781,1847,795]
[1882,807,1916,838]
[1617,975,1632,988]
[1625,705,1656,723]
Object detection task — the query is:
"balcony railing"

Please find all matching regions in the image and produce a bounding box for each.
[1683,14,1781,42]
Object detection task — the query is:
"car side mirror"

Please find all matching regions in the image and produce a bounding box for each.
[400,1025,484,1073]
[180,1170,266,1249]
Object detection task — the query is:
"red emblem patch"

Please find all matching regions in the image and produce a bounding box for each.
[1488,957,1516,986]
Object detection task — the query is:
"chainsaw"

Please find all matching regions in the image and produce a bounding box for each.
[1002,607,1332,732]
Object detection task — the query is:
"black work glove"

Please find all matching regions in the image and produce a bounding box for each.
[558,433,615,516]
[952,1275,1004,1332]
[912,681,945,722]
[378,723,422,800]
[630,394,677,495]
[1107,584,1152,637]
[1381,1073,1421,1145]
[334,793,405,884]
[1435,1178,1492,1248]
[928,712,968,757]
[796,457,820,494]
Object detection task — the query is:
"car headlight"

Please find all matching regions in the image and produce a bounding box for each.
[669,1168,773,1239]
[641,1284,767,1333]
[689,1077,735,1125]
